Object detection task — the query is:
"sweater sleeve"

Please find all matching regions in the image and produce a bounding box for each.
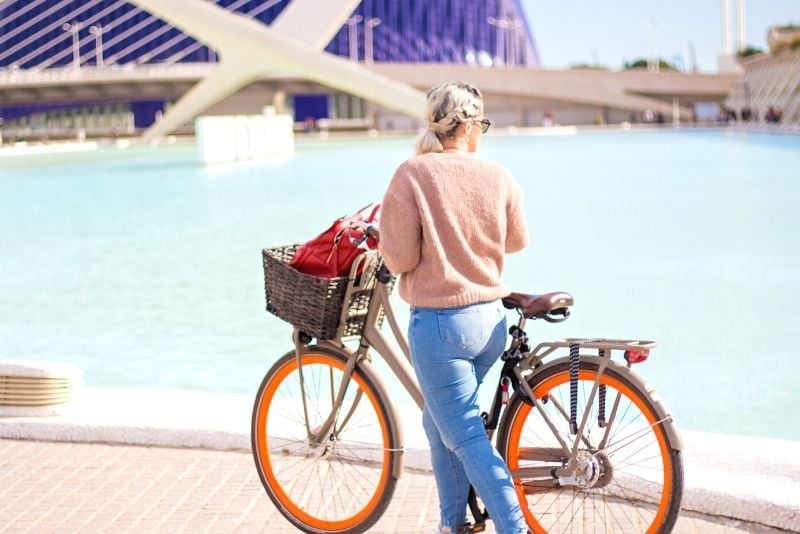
[505,178,529,254]
[379,170,422,275]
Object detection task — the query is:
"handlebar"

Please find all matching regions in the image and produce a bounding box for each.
[365,225,380,242]
[377,263,393,283]
[347,221,380,247]
[348,222,390,281]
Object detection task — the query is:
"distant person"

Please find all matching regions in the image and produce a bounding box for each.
[765,106,781,124]
[379,81,530,534]
[542,109,554,127]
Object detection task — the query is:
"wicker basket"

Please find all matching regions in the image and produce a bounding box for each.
[262,244,380,340]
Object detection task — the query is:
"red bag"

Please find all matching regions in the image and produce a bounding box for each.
[288,203,380,278]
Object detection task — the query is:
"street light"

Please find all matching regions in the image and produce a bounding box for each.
[62,21,83,70]
[506,18,523,67]
[488,16,521,66]
[89,24,104,66]
[345,15,363,62]
[364,17,381,65]
[638,20,663,73]
[487,16,509,66]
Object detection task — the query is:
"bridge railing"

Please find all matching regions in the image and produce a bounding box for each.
[0,63,217,86]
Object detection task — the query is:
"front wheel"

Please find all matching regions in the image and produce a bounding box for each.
[497,360,683,533]
[251,346,400,533]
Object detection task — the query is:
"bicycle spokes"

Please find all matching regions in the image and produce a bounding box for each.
[503,364,680,533]
[252,351,398,532]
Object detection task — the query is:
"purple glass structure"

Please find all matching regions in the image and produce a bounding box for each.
[326,0,538,67]
[0,0,539,125]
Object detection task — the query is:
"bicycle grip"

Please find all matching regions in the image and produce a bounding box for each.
[377,264,393,283]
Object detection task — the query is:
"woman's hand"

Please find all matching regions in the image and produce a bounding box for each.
[348,222,380,246]
[365,224,380,242]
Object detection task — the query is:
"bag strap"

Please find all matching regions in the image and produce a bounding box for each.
[324,202,379,264]
[365,203,380,221]
[352,202,374,217]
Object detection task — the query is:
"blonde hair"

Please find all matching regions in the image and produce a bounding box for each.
[414,82,484,156]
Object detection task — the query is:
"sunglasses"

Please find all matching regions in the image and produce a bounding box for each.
[474,118,492,134]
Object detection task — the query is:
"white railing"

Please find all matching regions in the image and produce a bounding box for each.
[0,63,218,86]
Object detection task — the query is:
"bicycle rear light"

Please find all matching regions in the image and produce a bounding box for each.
[624,349,649,364]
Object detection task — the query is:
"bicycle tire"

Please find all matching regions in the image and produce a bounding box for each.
[251,346,400,533]
[496,359,683,534]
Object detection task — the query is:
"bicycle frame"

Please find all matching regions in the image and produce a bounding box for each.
[294,252,681,480]
[294,253,422,450]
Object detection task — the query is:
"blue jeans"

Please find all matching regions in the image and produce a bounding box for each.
[409,301,527,534]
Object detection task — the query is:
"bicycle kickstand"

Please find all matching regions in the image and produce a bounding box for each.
[456,487,488,533]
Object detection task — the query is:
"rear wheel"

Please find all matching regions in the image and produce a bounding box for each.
[497,360,683,533]
[251,347,399,533]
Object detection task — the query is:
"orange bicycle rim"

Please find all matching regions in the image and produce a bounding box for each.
[506,370,674,534]
[253,353,393,532]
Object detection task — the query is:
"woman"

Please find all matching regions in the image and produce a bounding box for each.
[379,82,530,534]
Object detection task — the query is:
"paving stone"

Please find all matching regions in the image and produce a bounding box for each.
[0,439,792,534]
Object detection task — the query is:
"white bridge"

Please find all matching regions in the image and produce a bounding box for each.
[0,0,740,139]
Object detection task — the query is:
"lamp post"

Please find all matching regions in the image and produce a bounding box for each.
[736,0,746,52]
[62,21,83,70]
[721,0,732,54]
[487,16,510,66]
[364,17,381,65]
[638,20,663,73]
[507,19,523,67]
[89,24,104,66]
[345,15,363,62]
[731,80,751,120]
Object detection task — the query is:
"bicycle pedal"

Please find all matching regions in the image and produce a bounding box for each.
[455,522,485,533]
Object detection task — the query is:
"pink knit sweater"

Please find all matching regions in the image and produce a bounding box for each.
[379,152,528,308]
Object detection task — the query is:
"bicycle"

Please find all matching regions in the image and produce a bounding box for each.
[252,238,684,533]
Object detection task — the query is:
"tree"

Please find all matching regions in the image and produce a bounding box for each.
[623,57,677,71]
[569,63,609,70]
[737,45,764,58]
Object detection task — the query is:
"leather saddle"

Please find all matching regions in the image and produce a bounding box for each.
[502,291,574,319]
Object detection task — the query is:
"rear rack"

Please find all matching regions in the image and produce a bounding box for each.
[527,338,657,365]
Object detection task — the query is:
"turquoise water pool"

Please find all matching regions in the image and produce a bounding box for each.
[1,128,799,441]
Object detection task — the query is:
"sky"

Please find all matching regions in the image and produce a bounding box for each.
[521,0,799,72]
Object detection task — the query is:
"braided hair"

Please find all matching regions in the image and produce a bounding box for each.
[415,82,484,156]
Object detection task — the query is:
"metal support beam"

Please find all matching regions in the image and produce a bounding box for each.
[128,0,426,141]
